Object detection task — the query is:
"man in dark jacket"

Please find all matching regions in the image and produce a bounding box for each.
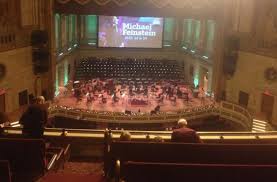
[20,96,48,138]
[171,118,202,143]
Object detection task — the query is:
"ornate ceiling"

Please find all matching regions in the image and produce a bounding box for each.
[56,0,219,9]
[55,0,221,17]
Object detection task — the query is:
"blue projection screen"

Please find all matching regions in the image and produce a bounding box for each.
[98,16,164,48]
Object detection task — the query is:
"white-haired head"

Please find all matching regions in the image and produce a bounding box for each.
[36,96,45,104]
[178,118,188,128]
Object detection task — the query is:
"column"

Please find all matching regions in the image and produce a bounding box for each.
[64,60,68,86]
[176,17,183,47]
[47,0,56,99]
[207,66,213,93]
[212,0,230,101]
[199,19,207,51]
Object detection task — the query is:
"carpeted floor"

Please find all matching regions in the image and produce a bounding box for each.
[59,162,104,175]
[38,162,106,182]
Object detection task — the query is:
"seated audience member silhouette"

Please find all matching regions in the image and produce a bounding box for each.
[171,118,202,143]
[20,96,48,138]
[0,112,9,135]
[120,131,131,141]
[153,136,164,142]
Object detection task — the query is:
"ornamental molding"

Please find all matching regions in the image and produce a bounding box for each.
[56,0,219,9]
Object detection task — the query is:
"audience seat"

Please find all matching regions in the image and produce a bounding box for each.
[106,141,277,180]
[124,162,277,182]
[0,138,58,182]
[0,160,11,182]
[75,57,182,82]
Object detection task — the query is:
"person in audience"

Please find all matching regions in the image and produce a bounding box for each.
[171,118,202,143]
[0,112,9,135]
[20,96,48,138]
[153,136,164,142]
[119,131,131,141]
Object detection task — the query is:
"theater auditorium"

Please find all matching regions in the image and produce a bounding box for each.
[1,0,277,181]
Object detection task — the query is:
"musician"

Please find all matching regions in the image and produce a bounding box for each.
[170,96,177,103]
[199,87,206,104]
[102,94,107,104]
[144,87,148,96]
[154,105,160,112]
[177,87,182,98]
[112,93,119,103]
[86,92,93,103]
[74,88,82,102]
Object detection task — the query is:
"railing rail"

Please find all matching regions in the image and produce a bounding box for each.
[3,127,277,140]
[0,33,16,52]
[48,101,254,130]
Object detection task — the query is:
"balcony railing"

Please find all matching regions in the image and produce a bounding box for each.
[0,33,16,52]
[48,101,254,130]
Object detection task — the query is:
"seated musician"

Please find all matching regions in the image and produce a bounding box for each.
[112,94,119,103]
[170,96,177,103]
[87,92,93,103]
[74,88,82,101]
[102,95,107,103]
[158,95,164,103]
[177,87,182,97]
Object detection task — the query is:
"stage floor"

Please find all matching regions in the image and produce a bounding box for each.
[54,93,213,114]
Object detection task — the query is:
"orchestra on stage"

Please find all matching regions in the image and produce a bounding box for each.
[55,78,209,114]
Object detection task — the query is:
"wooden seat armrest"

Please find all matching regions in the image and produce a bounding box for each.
[63,144,71,161]
[115,159,121,182]
[64,144,71,155]
[46,152,58,171]
[47,147,64,161]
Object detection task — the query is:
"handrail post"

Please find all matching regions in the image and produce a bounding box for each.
[103,129,111,177]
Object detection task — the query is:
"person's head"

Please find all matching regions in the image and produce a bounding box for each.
[177,118,188,128]
[120,131,131,141]
[36,96,45,104]
[153,136,164,142]
[0,112,9,134]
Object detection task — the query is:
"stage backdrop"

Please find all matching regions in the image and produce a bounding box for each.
[98,16,164,48]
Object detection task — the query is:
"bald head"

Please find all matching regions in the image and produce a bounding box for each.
[177,118,188,128]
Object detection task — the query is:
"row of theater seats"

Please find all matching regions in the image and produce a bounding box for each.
[0,138,70,182]
[105,141,277,182]
[124,162,277,182]
[75,57,182,81]
[0,160,11,182]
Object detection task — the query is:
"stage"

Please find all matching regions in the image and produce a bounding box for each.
[54,85,214,114]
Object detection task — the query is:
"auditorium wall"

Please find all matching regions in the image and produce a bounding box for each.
[55,50,78,94]
[183,55,213,93]
[225,51,277,124]
[0,47,36,113]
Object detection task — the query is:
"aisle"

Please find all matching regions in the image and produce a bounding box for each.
[38,162,105,182]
